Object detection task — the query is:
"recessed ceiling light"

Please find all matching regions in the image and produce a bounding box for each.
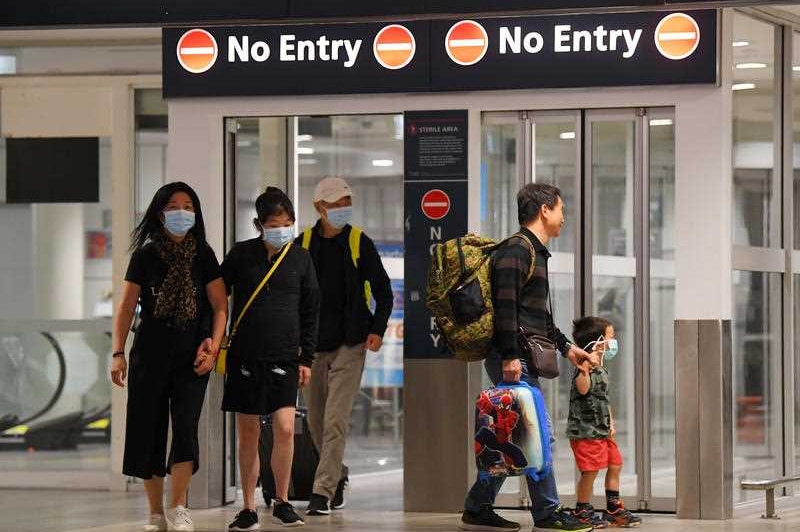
[735,62,767,70]
[299,158,318,165]
[297,147,315,155]
[732,83,756,91]
[372,159,394,167]
[560,131,576,140]
[732,41,750,48]
[793,66,800,72]
[296,134,313,142]
[649,119,673,127]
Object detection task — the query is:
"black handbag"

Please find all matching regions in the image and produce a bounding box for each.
[518,328,560,379]
[517,289,560,379]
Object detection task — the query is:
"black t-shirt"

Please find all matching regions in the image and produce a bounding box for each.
[124,241,222,348]
[221,238,320,366]
[314,236,348,352]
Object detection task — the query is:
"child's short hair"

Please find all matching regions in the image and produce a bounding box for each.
[573,316,613,351]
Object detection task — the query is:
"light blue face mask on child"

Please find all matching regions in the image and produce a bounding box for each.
[604,338,619,360]
[584,335,620,361]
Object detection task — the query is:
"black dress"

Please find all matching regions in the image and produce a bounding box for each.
[122,241,221,479]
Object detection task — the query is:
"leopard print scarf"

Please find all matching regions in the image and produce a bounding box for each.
[152,232,198,330]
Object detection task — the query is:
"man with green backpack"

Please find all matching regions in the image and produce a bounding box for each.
[428,183,597,532]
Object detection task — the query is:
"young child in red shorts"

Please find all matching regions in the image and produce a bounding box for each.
[567,316,641,528]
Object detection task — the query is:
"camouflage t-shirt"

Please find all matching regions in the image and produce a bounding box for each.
[566,365,611,440]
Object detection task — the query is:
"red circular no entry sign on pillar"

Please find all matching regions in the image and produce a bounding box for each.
[421,189,451,220]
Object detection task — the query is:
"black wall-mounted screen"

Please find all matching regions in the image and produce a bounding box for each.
[6,137,99,204]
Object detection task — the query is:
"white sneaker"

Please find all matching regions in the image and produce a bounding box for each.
[143,513,168,532]
[171,505,195,531]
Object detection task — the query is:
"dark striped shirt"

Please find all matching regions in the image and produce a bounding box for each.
[491,227,571,361]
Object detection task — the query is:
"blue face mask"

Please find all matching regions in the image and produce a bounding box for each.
[263,225,294,249]
[604,338,619,360]
[584,335,619,361]
[163,209,195,237]
[325,206,353,229]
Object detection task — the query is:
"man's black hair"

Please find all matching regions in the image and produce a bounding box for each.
[517,183,562,225]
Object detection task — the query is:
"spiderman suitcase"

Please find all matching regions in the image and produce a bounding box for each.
[474,381,552,483]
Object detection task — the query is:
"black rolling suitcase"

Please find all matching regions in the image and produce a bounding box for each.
[258,407,319,506]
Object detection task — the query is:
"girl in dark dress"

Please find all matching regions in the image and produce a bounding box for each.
[111,182,227,532]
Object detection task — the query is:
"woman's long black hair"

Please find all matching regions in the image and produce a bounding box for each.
[130,181,207,251]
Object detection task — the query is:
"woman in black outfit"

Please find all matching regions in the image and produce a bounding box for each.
[222,187,320,531]
[111,182,227,532]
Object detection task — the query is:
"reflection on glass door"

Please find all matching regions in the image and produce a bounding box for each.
[587,112,639,504]
[226,114,405,487]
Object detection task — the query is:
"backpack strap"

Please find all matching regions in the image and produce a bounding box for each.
[506,232,536,284]
[301,228,313,250]
[349,226,372,309]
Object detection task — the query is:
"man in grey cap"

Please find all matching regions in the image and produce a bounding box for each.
[296,177,394,516]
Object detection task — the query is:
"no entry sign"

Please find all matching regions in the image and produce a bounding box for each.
[177,29,218,74]
[421,189,451,220]
[654,12,700,60]
[445,20,489,66]
[373,24,416,69]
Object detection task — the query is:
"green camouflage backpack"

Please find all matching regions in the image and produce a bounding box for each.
[426,233,535,362]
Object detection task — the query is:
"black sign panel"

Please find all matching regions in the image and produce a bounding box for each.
[404,111,468,359]
[430,10,717,91]
[164,10,716,98]
[404,111,469,181]
[163,22,431,98]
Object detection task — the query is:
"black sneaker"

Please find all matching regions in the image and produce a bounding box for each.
[534,506,594,532]
[273,501,305,527]
[305,494,331,516]
[332,476,348,510]
[229,509,259,532]
[459,506,521,531]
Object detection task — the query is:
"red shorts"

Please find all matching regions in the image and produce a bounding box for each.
[570,438,623,472]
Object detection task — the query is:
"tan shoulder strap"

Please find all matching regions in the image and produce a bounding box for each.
[229,242,292,338]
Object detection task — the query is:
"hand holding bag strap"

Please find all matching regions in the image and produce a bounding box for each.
[215,242,293,374]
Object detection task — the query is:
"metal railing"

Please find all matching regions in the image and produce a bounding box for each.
[740,475,800,519]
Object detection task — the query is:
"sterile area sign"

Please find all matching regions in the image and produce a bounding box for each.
[163,10,716,97]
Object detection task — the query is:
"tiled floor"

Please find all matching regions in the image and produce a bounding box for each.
[1,468,799,532]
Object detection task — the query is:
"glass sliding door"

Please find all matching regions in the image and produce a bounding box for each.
[481,107,676,512]
[586,110,640,507]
